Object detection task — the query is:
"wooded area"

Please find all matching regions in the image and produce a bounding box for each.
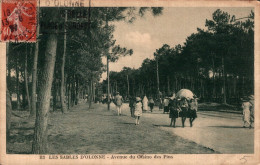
[103,9,254,105]
[6,7,163,153]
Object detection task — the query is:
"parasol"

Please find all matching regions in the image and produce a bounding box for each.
[176,89,194,100]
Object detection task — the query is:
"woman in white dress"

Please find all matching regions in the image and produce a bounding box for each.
[242,97,252,128]
[134,97,143,125]
[142,95,149,111]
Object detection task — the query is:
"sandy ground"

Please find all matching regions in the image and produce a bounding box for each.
[7,103,216,154]
[132,106,254,154]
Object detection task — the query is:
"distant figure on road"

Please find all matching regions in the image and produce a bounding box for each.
[129,96,135,117]
[114,92,123,116]
[163,97,170,114]
[148,97,155,112]
[142,95,149,111]
[169,98,180,127]
[134,97,142,125]
[188,98,198,127]
[248,95,254,128]
[159,98,163,111]
[242,97,252,128]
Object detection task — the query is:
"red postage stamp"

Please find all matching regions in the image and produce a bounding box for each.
[1,0,37,42]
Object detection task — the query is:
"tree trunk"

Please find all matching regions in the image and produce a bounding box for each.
[175,77,177,92]
[30,5,40,118]
[167,76,170,95]
[25,45,31,112]
[222,55,226,104]
[75,75,79,105]
[133,78,135,97]
[211,54,216,98]
[88,79,93,108]
[92,82,96,103]
[60,10,68,114]
[67,78,70,109]
[156,57,160,96]
[16,58,20,110]
[52,77,57,112]
[71,80,75,107]
[127,75,129,97]
[32,34,57,154]
[6,89,12,139]
[107,56,110,110]
[233,76,237,98]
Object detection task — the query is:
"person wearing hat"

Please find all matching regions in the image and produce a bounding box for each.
[242,97,252,128]
[134,97,142,125]
[114,92,123,116]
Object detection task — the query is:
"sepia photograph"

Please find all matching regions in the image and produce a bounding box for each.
[0,0,259,164]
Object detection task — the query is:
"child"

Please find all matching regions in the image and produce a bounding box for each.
[134,97,142,125]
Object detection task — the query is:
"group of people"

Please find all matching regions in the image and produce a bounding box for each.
[128,95,155,125]
[241,95,254,129]
[113,91,255,129]
[113,92,144,125]
[113,91,198,127]
[168,96,198,128]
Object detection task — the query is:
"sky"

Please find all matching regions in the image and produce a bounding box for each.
[101,7,253,81]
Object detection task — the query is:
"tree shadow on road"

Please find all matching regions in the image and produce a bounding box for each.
[153,124,184,128]
[208,126,246,129]
[122,122,136,125]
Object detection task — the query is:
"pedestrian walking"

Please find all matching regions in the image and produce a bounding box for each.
[248,95,254,128]
[148,97,155,112]
[188,98,198,127]
[129,96,135,117]
[242,97,252,128]
[169,98,180,127]
[114,92,123,116]
[179,97,189,128]
[142,95,149,111]
[134,97,142,125]
[159,97,163,111]
[163,97,170,114]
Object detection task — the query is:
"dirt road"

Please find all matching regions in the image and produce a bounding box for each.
[118,103,254,154]
[8,102,252,154]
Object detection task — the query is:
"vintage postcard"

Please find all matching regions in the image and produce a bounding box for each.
[0,0,259,164]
